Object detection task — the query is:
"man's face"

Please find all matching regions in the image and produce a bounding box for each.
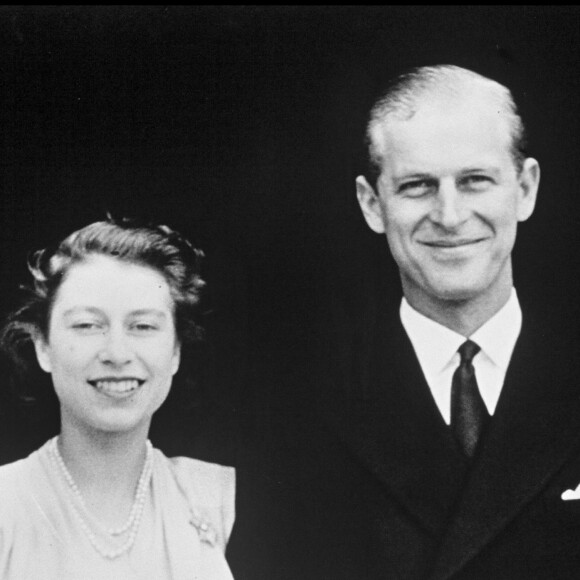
[356,98,539,311]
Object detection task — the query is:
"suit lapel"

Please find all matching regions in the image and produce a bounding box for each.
[430,318,580,579]
[324,306,469,537]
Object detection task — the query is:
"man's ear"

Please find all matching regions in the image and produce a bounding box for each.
[32,332,52,373]
[355,175,386,234]
[516,158,540,222]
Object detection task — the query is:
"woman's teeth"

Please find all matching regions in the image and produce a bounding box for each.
[93,380,141,393]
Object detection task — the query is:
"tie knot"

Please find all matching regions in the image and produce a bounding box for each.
[458,340,480,365]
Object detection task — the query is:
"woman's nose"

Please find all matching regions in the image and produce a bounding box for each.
[97,330,133,366]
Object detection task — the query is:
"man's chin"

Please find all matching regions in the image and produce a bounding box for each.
[418,281,488,306]
[401,267,511,309]
[433,286,481,303]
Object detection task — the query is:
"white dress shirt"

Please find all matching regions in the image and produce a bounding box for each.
[399,289,522,425]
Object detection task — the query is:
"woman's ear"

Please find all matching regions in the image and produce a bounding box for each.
[32,332,52,373]
[171,342,181,376]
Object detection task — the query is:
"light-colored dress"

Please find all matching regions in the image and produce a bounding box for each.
[0,438,236,579]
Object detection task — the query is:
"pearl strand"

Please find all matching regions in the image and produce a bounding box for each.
[49,437,154,560]
[51,437,153,535]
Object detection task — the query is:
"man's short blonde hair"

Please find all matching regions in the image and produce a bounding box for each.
[364,65,527,187]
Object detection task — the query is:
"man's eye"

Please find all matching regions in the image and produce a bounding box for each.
[399,180,435,197]
[460,175,492,190]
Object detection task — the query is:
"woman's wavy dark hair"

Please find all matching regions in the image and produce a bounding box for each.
[0,216,206,417]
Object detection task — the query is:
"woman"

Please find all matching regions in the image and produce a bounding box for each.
[0,218,235,579]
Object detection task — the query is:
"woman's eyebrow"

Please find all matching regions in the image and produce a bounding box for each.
[62,306,103,317]
[127,309,168,318]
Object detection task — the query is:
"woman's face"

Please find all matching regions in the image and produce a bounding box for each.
[33,254,181,436]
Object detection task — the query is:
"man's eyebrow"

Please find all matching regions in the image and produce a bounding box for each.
[393,172,436,182]
[459,166,502,176]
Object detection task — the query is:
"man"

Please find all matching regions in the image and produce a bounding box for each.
[251,65,580,580]
[227,64,580,580]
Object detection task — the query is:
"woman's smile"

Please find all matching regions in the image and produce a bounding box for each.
[88,378,145,398]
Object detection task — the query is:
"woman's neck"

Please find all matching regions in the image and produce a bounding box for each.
[57,419,152,529]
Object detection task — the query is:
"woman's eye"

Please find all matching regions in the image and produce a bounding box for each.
[131,323,158,332]
[71,322,102,332]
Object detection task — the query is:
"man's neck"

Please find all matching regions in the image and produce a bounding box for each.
[402,283,513,337]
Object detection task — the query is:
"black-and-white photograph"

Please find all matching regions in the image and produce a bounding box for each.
[1,6,580,579]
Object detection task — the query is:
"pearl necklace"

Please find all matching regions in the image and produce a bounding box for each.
[49,436,154,560]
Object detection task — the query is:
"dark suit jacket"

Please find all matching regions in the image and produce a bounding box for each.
[228,298,580,579]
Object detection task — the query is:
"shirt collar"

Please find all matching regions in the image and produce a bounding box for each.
[470,289,522,371]
[400,288,522,375]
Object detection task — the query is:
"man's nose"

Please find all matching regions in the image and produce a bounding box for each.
[430,179,468,230]
[97,329,133,366]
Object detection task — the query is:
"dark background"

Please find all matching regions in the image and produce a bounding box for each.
[1,6,580,462]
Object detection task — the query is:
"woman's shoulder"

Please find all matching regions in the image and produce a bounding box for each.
[0,451,40,492]
[154,450,236,550]
[168,455,235,492]
[0,456,28,476]
[162,452,235,512]
[0,444,48,523]
[0,459,28,497]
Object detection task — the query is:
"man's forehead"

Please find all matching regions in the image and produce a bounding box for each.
[377,86,505,129]
[371,95,512,161]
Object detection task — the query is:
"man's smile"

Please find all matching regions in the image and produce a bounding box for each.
[419,237,489,248]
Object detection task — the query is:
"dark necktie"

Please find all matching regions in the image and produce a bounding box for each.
[451,340,489,458]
